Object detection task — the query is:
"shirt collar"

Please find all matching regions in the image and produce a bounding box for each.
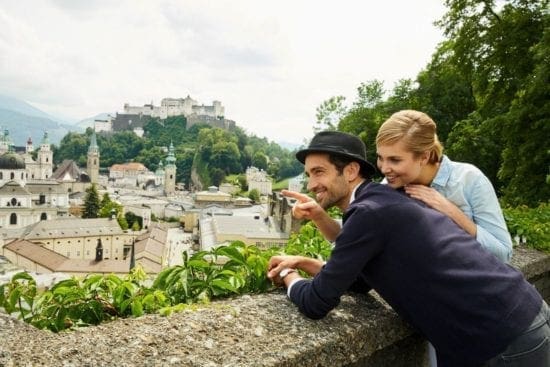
[431,155,451,188]
[350,180,367,204]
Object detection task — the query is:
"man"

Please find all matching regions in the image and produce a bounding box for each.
[267,131,549,367]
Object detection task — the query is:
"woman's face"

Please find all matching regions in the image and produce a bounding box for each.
[376,140,427,188]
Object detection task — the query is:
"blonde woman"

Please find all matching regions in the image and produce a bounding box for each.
[377,110,514,367]
[376,110,513,263]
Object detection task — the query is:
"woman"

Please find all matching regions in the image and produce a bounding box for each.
[376,110,515,367]
[375,110,513,262]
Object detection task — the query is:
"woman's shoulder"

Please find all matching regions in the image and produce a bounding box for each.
[445,156,486,179]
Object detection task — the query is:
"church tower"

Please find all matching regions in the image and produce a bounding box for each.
[37,131,53,179]
[164,142,176,195]
[26,137,33,154]
[87,131,100,184]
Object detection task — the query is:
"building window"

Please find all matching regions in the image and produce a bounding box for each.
[39,194,46,204]
[10,198,17,206]
[9,213,16,225]
[40,213,47,220]
[10,172,14,179]
[0,172,2,179]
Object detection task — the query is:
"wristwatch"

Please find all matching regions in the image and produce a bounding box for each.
[279,268,297,279]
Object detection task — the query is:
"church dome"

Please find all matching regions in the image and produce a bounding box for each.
[0,153,26,169]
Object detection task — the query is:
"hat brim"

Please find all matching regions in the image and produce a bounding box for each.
[296,148,376,175]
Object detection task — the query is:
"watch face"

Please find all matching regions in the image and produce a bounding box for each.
[280,268,290,278]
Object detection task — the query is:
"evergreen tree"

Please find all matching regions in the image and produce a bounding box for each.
[82,184,100,218]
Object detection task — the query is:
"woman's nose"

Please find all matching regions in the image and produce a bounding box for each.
[377,160,388,173]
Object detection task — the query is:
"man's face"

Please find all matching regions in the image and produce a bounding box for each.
[304,153,350,210]
[376,140,426,188]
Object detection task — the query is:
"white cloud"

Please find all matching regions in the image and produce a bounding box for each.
[0,0,445,145]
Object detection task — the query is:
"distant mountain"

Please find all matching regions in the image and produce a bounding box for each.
[0,94,90,145]
[0,94,69,123]
[0,108,80,146]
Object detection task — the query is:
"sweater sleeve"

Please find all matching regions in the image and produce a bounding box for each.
[289,205,384,319]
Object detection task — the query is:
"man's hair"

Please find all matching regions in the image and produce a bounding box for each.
[328,154,368,178]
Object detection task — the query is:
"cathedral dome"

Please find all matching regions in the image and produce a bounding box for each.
[0,153,26,169]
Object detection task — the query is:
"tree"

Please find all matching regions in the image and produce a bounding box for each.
[252,152,268,171]
[54,132,89,166]
[414,43,477,144]
[98,193,128,229]
[498,25,550,206]
[211,168,226,187]
[248,189,260,203]
[436,0,548,204]
[125,212,143,229]
[82,184,100,218]
[315,96,347,132]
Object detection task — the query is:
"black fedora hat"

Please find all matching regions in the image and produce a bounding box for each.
[296,131,376,175]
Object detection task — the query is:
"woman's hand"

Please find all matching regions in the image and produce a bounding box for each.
[405,184,453,215]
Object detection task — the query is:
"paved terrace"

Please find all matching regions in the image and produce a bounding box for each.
[1,246,549,367]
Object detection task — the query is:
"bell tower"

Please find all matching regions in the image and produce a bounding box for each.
[87,131,100,184]
[164,141,176,195]
[37,131,53,179]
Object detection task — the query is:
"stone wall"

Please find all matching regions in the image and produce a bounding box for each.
[1,246,548,367]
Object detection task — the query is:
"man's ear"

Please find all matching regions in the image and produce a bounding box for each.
[345,161,361,181]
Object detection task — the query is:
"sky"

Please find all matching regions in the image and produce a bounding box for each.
[0,0,446,146]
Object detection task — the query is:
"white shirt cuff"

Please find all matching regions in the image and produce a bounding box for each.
[286,277,302,297]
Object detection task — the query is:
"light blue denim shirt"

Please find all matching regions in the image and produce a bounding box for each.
[430,155,513,262]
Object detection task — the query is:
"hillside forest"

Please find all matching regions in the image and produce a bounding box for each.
[53,118,304,190]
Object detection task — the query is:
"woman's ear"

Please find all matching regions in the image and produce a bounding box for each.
[420,151,431,165]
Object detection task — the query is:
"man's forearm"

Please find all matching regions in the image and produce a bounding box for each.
[297,257,325,276]
[312,213,341,242]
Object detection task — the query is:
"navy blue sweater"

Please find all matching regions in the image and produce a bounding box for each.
[289,182,541,367]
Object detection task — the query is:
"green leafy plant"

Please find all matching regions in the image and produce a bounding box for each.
[0,226,330,332]
[284,222,334,261]
[503,203,550,252]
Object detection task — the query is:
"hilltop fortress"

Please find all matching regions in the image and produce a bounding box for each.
[102,96,236,135]
[124,96,224,119]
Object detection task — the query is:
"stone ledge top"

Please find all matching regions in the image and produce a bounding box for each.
[0,246,548,367]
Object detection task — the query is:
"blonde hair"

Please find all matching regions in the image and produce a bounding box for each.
[376,110,443,164]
